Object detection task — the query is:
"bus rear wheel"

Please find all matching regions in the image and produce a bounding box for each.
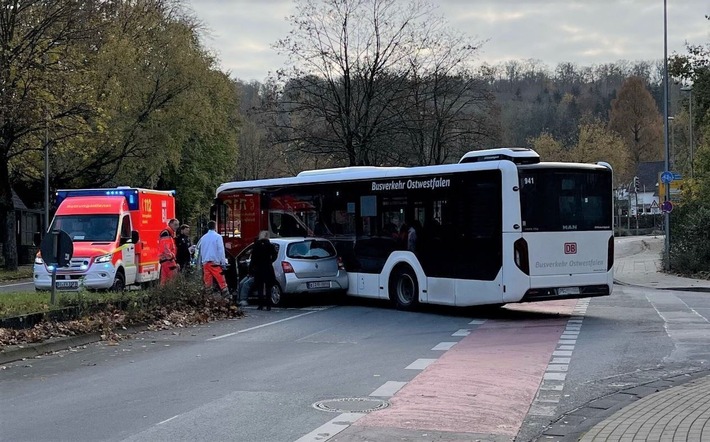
[390,265,418,310]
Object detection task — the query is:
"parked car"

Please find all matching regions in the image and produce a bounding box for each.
[235,237,348,306]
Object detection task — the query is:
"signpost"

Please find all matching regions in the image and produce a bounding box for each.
[39,230,73,304]
[662,200,673,213]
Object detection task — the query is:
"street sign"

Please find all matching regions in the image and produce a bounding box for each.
[660,171,674,184]
[39,229,74,305]
[39,229,73,266]
[661,200,673,213]
[650,200,659,209]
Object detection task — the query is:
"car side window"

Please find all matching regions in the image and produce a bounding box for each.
[238,246,253,264]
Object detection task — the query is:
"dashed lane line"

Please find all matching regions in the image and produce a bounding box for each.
[528,299,590,417]
[207,310,323,341]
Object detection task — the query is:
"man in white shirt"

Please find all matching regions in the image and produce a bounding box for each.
[197,220,228,297]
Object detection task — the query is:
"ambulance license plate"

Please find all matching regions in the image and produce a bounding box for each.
[56,281,79,290]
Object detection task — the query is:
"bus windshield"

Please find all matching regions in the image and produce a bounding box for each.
[519,168,612,232]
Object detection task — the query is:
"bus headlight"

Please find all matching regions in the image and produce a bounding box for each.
[94,254,112,264]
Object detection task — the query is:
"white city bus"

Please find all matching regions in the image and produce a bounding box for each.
[214,148,613,309]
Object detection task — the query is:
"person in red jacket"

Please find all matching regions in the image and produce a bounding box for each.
[159,218,180,285]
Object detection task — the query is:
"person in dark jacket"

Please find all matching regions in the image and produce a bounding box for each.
[249,230,278,310]
[175,224,194,273]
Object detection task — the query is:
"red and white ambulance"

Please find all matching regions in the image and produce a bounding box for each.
[33,187,176,291]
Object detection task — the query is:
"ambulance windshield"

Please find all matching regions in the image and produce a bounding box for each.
[52,215,119,242]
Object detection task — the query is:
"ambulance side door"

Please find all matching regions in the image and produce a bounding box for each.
[120,214,137,283]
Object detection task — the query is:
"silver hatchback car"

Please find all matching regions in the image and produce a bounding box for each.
[236,237,349,306]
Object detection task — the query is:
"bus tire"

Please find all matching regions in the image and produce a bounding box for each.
[389,265,418,310]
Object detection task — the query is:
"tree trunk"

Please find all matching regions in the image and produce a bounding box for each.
[0,158,18,270]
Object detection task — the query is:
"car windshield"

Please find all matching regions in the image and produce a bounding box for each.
[286,240,336,259]
[51,215,119,242]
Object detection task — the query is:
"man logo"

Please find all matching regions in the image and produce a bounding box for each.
[564,242,577,254]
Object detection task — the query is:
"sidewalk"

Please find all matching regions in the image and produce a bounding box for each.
[575,235,710,442]
[614,236,710,292]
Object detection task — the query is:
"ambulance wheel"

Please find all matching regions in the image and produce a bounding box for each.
[111,271,125,292]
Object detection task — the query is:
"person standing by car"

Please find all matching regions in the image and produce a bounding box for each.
[175,224,195,273]
[250,230,277,310]
[197,220,229,297]
[159,218,180,285]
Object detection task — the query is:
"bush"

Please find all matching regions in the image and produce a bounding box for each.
[669,201,710,273]
[0,272,243,347]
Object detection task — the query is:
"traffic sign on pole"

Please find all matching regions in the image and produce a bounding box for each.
[661,171,674,184]
[661,200,673,213]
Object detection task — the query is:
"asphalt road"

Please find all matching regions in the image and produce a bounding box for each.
[1,300,487,441]
[0,279,33,293]
[3,238,710,441]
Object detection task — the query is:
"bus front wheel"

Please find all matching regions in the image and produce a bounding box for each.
[389,265,418,311]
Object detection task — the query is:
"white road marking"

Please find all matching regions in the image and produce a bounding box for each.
[405,358,437,370]
[468,319,487,325]
[157,415,178,425]
[431,342,457,351]
[558,345,575,350]
[540,382,564,391]
[551,357,571,364]
[0,281,33,288]
[559,339,577,345]
[543,372,567,381]
[451,329,470,337]
[294,412,365,442]
[207,310,322,341]
[370,381,407,397]
[553,350,573,357]
[547,364,569,372]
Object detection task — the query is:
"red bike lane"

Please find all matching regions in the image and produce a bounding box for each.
[350,300,578,440]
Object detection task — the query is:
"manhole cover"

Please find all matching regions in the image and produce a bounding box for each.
[312,397,390,413]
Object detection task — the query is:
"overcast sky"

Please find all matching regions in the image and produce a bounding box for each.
[185,0,709,82]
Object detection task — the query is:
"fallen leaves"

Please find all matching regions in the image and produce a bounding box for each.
[0,294,244,349]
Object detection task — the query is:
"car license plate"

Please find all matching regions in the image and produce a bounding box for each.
[307,281,330,289]
[558,287,580,296]
[56,280,79,290]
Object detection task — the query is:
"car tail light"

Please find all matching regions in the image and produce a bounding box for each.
[514,238,530,275]
[337,256,345,270]
[282,261,294,273]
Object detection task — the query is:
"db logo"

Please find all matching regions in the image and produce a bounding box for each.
[564,242,577,254]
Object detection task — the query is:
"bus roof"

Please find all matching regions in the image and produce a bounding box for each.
[217,160,608,196]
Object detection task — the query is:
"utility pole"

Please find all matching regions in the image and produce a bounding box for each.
[662,0,671,269]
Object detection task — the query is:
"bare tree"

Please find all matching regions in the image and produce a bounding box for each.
[270,0,490,167]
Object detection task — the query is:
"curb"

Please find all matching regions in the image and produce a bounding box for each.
[614,279,710,293]
[0,322,157,365]
[538,367,710,441]
[0,332,103,365]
